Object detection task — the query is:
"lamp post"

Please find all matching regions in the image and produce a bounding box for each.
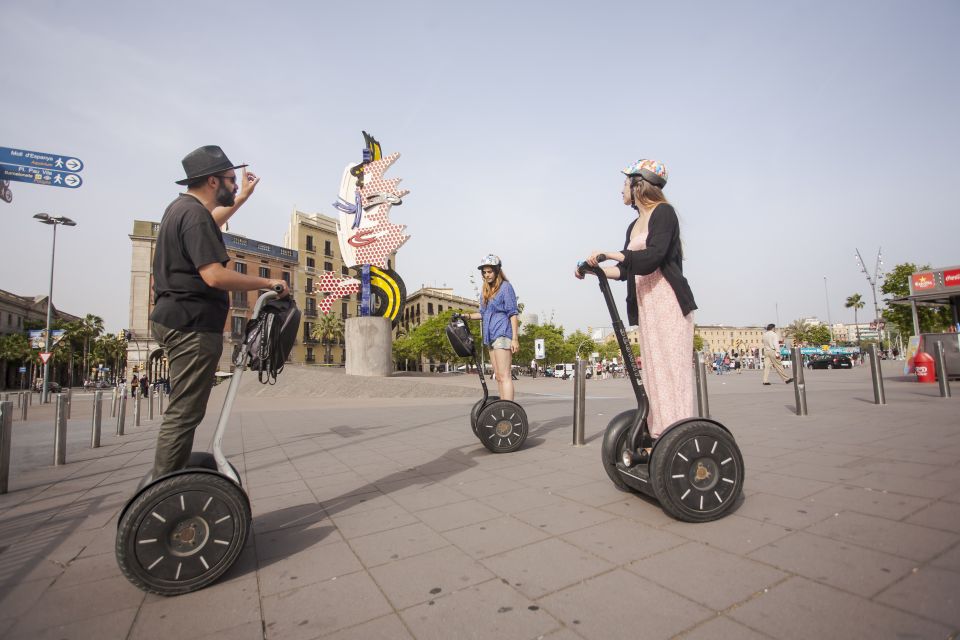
[823,276,834,344]
[855,248,885,351]
[34,214,77,403]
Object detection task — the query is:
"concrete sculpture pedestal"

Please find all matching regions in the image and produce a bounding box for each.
[345,316,393,377]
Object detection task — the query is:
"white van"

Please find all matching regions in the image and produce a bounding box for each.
[553,363,575,379]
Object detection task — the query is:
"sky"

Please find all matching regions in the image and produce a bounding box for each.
[1,0,958,335]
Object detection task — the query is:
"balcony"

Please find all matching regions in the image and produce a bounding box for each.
[303,334,319,344]
[304,285,315,294]
[304,309,318,318]
[305,355,316,363]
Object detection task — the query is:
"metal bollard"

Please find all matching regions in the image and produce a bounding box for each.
[117,392,127,436]
[1,401,12,494]
[572,358,587,446]
[16,392,22,409]
[791,347,808,416]
[111,387,118,418]
[694,352,710,418]
[91,391,103,448]
[159,388,165,415]
[54,394,68,466]
[149,386,155,420]
[134,391,142,427]
[66,388,72,419]
[868,344,886,405]
[935,341,952,398]
[20,395,28,421]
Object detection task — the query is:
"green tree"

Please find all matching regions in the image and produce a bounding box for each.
[806,325,832,346]
[782,319,809,345]
[881,262,950,337]
[515,322,566,365]
[311,314,345,365]
[845,293,864,344]
[0,333,32,389]
[693,333,704,352]
[597,339,622,361]
[565,330,596,361]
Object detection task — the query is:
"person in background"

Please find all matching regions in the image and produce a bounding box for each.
[761,323,793,386]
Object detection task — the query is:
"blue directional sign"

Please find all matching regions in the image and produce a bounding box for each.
[0,165,82,189]
[0,146,83,173]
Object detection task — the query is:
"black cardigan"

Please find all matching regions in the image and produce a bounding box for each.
[616,203,697,325]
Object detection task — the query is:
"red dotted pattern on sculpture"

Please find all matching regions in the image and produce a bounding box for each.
[314,271,360,314]
[356,152,410,268]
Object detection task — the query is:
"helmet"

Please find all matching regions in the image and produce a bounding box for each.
[621,159,668,188]
[477,254,502,271]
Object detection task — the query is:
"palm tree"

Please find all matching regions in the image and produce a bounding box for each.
[0,333,32,389]
[782,319,808,346]
[78,314,104,381]
[311,314,344,365]
[845,293,864,346]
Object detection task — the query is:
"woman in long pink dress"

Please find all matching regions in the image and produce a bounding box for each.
[577,159,697,440]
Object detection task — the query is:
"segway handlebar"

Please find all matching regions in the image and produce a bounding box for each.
[576,254,608,278]
[250,284,287,320]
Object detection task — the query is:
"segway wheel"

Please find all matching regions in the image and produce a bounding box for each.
[116,473,251,596]
[475,400,528,453]
[470,396,498,438]
[650,420,744,523]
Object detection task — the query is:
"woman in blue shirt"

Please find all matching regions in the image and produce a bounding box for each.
[463,255,520,401]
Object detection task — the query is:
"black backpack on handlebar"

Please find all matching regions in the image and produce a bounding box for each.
[238,297,301,384]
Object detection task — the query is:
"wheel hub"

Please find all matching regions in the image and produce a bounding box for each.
[688,457,719,491]
[494,419,513,437]
[169,516,210,556]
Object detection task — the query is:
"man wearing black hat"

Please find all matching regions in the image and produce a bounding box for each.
[150,145,289,477]
[761,323,793,386]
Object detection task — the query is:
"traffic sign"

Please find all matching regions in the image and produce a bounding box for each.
[0,146,83,172]
[18,366,26,373]
[39,352,52,364]
[0,165,82,189]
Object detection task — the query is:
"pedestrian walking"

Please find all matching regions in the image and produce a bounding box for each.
[761,323,793,385]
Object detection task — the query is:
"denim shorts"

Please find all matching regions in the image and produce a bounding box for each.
[489,336,512,350]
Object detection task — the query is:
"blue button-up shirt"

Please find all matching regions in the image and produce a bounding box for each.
[480,281,518,345]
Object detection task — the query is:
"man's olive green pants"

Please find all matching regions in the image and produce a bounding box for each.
[152,322,223,477]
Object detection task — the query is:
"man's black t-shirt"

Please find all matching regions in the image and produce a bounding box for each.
[150,194,229,332]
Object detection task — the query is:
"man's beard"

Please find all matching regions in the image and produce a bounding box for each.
[215,183,236,207]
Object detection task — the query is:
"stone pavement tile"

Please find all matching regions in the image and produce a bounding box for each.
[453,474,531,498]
[806,484,932,519]
[904,502,960,533]
[133,576,260,640]
[399,578,559,640]
[498,462,559,481]
[554,480,628,507]
[249,488,318,521]
[680,615,772,640]
[320,613,413,640]
[257,540,363,596]
[48,546,125,591]
[747,531,915,597]
[512,499,616,536]
[539,627,582,640]
[331,502,420,538]
[875,566,960,629]
[405,456,473,476]
[321,489,397,518]
[538,568,712,640]
[443,515,551,560]
[370,545,494,609]
[521,469,597,492]
[245,462,304,487]
[663,515,793,555]
[561,518,686,564]
[247,478,310,500]
[728,576,951,640]
[843,457,941,479]
[931,543,960,572]
[10,575,143,635]
[775,449,866,469]
[743,472,833,500]
[599,495,679,528]
[253,514,340,562]
[289,454,352,480]
[0,576,56,620]
[77,523,120,558]
[733,492,839,530]
[415,499,502,532]
[477,485,565,515]
[806,511,958,562]
[0,618,14,637]
[845,472,954,499]
[482,538,614,599]
[6,606,137,640]
[387,482,470,512]
[431,466,498,489]
[192,620,266,640]
[738,443,796,459]
[873,447,960,467]
[304,470,378,502]
[252,501,329,537]
[349,522,451,567]
[773,461,870,483]
[629,542,788,611]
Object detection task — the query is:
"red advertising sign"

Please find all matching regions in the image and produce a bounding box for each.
[944,268,960,288]
[911,272,936,292]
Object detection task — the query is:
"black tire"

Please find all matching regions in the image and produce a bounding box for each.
[116,473,251,596]
[600,411,637,492]
[475,400,528,453]
[650,420,744,523]
[470,396,498,438]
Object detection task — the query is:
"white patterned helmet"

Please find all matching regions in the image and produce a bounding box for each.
[477,254,502,271]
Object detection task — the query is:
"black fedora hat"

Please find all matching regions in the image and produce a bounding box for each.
[175,145,248,185]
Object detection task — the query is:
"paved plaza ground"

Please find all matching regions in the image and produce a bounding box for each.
[0,362,958,639]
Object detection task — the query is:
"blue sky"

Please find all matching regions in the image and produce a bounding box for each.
[1,1,957,334]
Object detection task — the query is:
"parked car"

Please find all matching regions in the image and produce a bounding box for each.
[83,379,112,389]
[545,366,554,377]
[808,354,853,369]
[554,363,575,379]
[34,381,62,393]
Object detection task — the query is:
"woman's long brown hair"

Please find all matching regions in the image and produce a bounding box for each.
[481,269,509,305]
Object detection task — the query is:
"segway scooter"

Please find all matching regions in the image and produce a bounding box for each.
[116,286,297,595]
[446,315,529,453]
[577,258,743,522]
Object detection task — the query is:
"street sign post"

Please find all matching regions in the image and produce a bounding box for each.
[0,147,83,191]
[0,147,83,173]
[39,353,52,365]
[0,165,82,189]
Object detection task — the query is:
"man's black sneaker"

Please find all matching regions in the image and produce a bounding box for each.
[785,378,794,384]
[763,382,772,386]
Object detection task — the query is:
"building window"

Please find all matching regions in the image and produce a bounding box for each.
[341,302,348,318]
[324,240,333,256]
[324,261,333,272]
[259,266,270,279]
[306,277,313,293]
[306,235,315,252]
[341,265,349,276]
[306,347,314,362]
[306,257,315,269]
[231,316,245,339]
[231,291,247,308]
[428,303,434,315]
[282,271,291,284]
[235,262,247,274]
[438,305,443,314]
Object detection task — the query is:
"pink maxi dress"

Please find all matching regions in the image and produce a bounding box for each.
[628,231,695,438]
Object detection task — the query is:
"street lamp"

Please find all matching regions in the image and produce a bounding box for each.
[34,213,77,403]
[855,248,885,351]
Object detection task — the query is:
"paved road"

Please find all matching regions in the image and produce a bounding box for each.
[0,363,957,639]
